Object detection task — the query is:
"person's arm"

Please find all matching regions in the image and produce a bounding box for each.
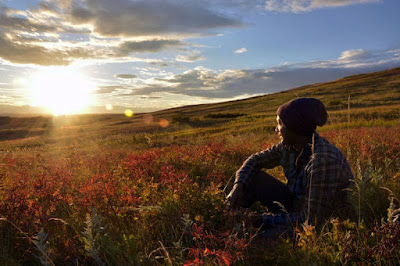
[235,143,284,187]
[227,143,283,209]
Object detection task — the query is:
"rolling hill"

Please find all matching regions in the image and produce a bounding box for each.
[0,67,399,147]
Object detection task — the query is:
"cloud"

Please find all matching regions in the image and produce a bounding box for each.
[123,48,400,99]
[127,67,269,98]
[234,47,247,54]
[0,8,58,33]
[38,2,60,15]
[0,5,97,65]
[140,96,163,99]
[70,7,94,24]
[265,0,380,13]
[0,33,98,65]
[115,74,137,79]
[175,50,205,63]
[0,0,243,66]
[192,0,267,13]
[149,61,170,67]
[95,85,125,94]
[302,48,400,69]
[0,32,183,65]
[70,0,243,37]
[115,40,185,55]
[310,0,381,9]
[1,5,90,35]
[338,49,373,61]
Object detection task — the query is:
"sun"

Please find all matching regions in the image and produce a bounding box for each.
[29,67,96,115]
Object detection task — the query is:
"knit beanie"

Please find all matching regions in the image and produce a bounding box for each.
[276,98,327,137]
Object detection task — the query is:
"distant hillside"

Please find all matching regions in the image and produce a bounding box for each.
[146,67,400,135]
[1,67,399,143]
[153,67,400,117]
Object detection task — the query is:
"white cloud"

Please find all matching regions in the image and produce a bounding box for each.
[338,49,372,61]
[304,48,400,69]
[121,48,400,99]
[234,47,247,54]
[175,50,205,63]
[265,0,381,13]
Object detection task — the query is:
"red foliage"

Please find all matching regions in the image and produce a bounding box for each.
[0,126,399,263]
[184,223,246,265]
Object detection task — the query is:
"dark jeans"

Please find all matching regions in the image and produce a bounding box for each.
[242,170,295,214]
[241,171,296,238]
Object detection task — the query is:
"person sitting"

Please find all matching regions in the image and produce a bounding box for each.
[227,97,354,234]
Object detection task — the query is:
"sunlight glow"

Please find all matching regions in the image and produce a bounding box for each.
[29,67,96,115]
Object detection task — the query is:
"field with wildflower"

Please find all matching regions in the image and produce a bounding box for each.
[1,67,400,265]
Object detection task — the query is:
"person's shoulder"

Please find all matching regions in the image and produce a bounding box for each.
[267,142,285,151]
[253,142,284,156]
[313,135,345,160]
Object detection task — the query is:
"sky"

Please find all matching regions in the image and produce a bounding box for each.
[0,0,399,115]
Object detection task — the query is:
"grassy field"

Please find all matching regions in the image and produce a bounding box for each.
[0,67,400,265]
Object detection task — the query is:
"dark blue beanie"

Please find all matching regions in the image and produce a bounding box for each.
[277,98,327,137]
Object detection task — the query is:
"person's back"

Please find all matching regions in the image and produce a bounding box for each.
[301,134,353,223]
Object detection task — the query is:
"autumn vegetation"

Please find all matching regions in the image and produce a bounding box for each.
[1,67,400,265]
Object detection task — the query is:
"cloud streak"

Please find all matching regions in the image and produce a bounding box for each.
[115,40,185,55]
[95,85,126,94]
[265,0,381,13]
[115,74,137,79]
[234,48,247,54]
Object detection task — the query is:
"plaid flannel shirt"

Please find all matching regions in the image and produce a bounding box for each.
[236,133,354,226]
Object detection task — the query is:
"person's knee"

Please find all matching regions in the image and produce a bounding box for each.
[250,170,281,187]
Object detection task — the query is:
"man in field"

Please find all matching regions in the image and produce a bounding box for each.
[227,97,354,233]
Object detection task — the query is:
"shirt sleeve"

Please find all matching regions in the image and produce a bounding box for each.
[235,143,283,186]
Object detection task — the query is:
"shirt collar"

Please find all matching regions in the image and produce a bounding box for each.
[296,133,319,167]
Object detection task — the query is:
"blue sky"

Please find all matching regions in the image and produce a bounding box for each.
[0,0,399,114]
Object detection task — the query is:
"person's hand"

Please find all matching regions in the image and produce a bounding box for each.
[226,183,245,209]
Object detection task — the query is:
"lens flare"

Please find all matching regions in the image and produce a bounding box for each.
[125,109,134,117]
[143,114,154,124]
[159,118,169,128]
[106,104,113,111]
